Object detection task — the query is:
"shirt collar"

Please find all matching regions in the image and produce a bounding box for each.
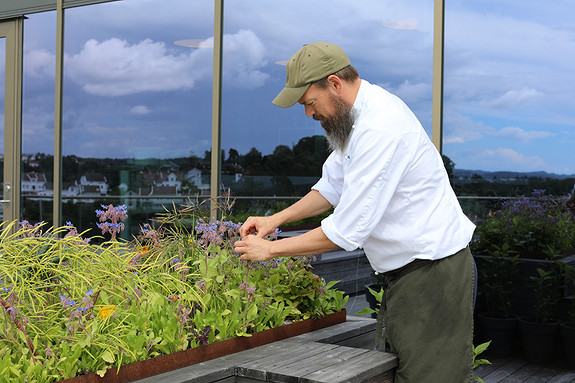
[352,79,370,117]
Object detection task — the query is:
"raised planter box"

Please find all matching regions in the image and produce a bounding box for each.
[60,310,347,383]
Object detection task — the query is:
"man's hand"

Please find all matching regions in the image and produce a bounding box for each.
[239,216,278,239]
[234,234,274,262]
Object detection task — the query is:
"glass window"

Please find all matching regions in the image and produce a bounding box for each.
[0,37,4,215]
[21,12,56,224]
[222,0,434,218]
[444,1,575,176]
[62,0,213,240]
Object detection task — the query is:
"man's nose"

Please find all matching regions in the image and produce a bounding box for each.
[304,104,315,117]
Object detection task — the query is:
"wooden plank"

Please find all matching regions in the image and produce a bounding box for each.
[334,330,376,350]
[293,318,376,344]
[266,345,370,383]
[474,357,514,379]
[523,364,567,383]
[547,369,575,383]
[499,363,543,383]
[235,342,340,380]
[301,350,398,383]
[134,341,288,383]
[481,359,528,383]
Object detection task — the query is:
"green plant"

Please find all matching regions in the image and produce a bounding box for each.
[530,263,562,323]
[471,189,575,260]
[356,285,385,351]
[563,264,575,326]
[0,221,200,381]
[477,243,519,317]
[473,341,491,383]
[0,199,347,382]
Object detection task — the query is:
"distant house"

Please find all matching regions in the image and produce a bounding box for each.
[80,173,108,195]
[185,168,209,192]
[140,171,183,193]
[22,172,47,194]
[22,154,40,168]
[139,185,179,210]
[60,181,81,199]
[158,172,182,191]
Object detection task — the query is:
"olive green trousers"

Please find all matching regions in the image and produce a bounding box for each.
[383,247,475,383]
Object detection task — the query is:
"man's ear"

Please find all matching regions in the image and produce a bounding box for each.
[327,75,344,93]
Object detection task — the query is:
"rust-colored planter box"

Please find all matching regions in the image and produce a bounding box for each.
[59,310,347,383]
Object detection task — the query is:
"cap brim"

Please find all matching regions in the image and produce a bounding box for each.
[272,84,310,108]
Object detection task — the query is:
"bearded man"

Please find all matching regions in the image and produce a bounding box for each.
[234,42,476,383]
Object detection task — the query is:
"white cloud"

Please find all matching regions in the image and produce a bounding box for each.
[444,112,487,144]
[65,29,269,96]
[129,105,151,115]
[487,87,543,109]
[221,29,269,89]
[490,126,553,142]
[24,49,55,78]
[390,80,431,104]
[65,37,205,96]
[478,147,546,170]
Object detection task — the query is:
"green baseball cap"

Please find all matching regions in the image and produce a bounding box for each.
[272,42,351,108]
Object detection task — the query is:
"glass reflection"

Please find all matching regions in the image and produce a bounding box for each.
[0,37,4,218]
[62,0,213,240]
[21,12,56,224]
[221,0,433,216]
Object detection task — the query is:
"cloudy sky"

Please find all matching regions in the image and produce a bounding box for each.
[6,0,575,175]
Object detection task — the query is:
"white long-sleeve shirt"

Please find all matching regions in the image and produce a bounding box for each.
[313,80,475,273]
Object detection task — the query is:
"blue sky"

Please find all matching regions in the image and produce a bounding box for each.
[6,0,575,175]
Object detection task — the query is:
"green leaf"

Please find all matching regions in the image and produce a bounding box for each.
[96,368,108,378]
[224,289,241,299]
[474,341,491,357]
[356,307,376,316]
[101,350,115,364]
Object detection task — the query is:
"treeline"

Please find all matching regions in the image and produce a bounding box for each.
[17,135,575,199]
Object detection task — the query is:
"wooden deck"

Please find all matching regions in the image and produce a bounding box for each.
[474,357,575,382]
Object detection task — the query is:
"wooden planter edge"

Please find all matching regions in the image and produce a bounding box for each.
[60,309,347,383]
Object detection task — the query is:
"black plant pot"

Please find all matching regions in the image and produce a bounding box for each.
[519,317,559,364]
[477,313,518,358]
[364,283,383,319]
[561,323,575,369]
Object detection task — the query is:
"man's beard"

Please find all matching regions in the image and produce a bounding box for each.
[316,94,355,152]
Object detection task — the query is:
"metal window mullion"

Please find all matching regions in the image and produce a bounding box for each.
[53,0,64,228]
[2,18,24,225]
[432,0,445,154]
[210,0,223,221]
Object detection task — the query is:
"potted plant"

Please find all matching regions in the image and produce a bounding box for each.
[475,243,520,358]
[560,263,575,368]
[518,263,562,364]
[471,189,575,318]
